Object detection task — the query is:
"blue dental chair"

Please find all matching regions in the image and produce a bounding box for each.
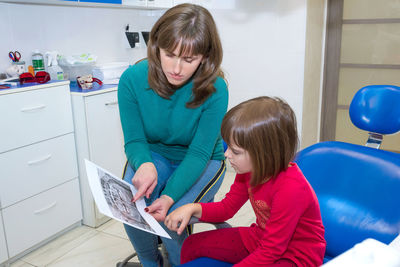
[181,85,400,266]
[296,85,400,262]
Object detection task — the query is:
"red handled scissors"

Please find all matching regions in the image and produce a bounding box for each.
[9,51,21,62]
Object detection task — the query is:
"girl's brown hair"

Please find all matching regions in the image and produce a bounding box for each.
[221,96,298,186]
[147,3,224,108]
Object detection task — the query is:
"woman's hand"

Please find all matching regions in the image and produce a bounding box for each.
[165,203,202,235]
[131,162,157,202]
[146,195,175,222]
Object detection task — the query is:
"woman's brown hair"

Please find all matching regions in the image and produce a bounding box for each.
[221,96,299,186]
[147,3,224,108]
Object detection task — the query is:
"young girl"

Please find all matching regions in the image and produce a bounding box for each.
[165,96,326,267]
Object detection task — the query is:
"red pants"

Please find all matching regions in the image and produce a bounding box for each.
[181,227,296,266]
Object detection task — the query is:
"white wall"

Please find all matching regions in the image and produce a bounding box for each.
[0,3,161,67]
[0,0,307,138]
[211,0,307,136]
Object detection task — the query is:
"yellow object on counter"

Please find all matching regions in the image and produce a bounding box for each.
[28,65,35,76]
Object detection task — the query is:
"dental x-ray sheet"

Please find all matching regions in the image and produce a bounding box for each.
[84,159,171,239]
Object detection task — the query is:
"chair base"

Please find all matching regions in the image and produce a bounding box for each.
[116,252,141,267]
[116,243,169,267]
[116,262,142,267]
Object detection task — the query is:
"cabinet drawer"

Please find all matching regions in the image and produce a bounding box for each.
[3,179,82,257]
[0,85,74,153]
[0,134,78,208]
[0,211,8,264]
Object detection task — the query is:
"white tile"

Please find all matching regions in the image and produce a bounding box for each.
[46,232,134,267]
[95,218,114,232]
[21,225,97,267]
[10,260,35,267]
[98,220,129,240]
[9,260,35,267]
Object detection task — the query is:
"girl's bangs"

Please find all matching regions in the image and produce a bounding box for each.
[222,121,246,149]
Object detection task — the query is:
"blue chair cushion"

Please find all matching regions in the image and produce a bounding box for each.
[295,141,400,258]
[349,85,400,134]
[179,257,233,267]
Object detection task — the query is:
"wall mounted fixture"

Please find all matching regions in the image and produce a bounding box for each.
[125,24,139,48]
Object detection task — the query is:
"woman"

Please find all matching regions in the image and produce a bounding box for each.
[118,3,228,267]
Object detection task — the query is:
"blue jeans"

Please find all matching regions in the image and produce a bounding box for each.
[122,151,226,267]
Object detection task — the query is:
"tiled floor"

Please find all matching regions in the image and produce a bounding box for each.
[9,171,255,267]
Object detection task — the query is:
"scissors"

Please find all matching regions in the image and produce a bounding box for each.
[9,51,21,62]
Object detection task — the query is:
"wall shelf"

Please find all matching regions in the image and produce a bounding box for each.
[0,0,168,10]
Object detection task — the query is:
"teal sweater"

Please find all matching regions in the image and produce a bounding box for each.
[118,60,228,201]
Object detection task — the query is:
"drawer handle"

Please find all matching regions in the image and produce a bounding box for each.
[34,201,57,214]
[28,154,52,165]
[21,104,46,112]
[105,101,118,106]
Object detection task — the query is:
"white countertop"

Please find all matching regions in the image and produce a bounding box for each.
[0,80,118,96]
[0,80,70,96]
[69,83,118,96]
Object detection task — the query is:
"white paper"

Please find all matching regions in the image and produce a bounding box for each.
[84,159,171,239]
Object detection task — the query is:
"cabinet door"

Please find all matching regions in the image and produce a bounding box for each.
[147,0,172,8]
[173,0,192,5]
[123,0,147,7]
[85,91,127,179]
[80,0,122,3]
[0,212,8,264]
[61,0,122,2]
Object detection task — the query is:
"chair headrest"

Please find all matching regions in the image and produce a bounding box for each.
[349,85,400,135]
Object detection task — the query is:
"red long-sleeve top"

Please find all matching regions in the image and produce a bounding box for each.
[200,163,326,267]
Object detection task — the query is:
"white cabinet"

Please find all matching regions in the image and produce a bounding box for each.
[123,0,147,7]
[0,81,82,261]
[123,0,172,8]
[147,0,172,8]
[172,0,236,9]
[0,212,8,265]
[71,86,127,227]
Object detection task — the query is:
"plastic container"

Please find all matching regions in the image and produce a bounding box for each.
[59,62,95,82]
[58,54,97,82]
[92,62,129,84]
[32,50,45,73]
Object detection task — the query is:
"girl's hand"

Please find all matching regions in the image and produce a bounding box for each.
[165,203,202,235]
[146,195,174,222]
[131,162,157,202]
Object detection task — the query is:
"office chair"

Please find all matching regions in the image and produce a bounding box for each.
[181,85,400,266]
